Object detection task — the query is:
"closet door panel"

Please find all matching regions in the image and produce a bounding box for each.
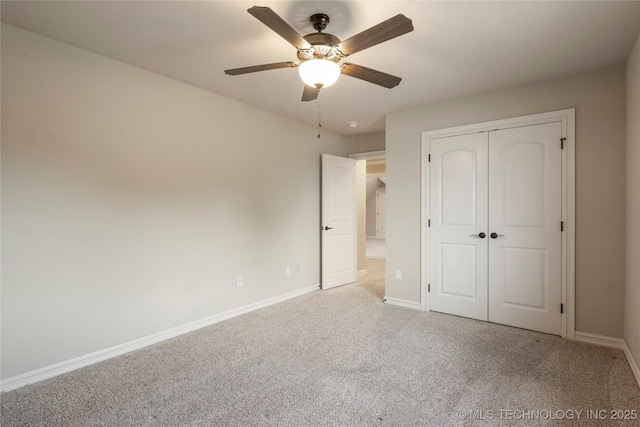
[488,122,563,335]
[429,133,488,321]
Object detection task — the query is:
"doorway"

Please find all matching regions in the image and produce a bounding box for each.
[351,151,386,300]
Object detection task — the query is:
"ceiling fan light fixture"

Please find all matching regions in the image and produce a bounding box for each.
[298,59,340,89]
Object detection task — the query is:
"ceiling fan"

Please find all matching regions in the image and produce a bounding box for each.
[224,6,414,101]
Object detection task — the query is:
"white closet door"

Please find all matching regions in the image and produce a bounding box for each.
[429,133,489,321]
[487,122,563,335]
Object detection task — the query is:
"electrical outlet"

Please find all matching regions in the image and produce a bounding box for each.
[237,276,243,287]
[285,266,291,276]
[395,270,402,280]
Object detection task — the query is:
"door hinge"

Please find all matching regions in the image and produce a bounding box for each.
[428,284,431,293]
[428,219,431,227]
[561,137,566,150]
[561,221,564,232]
[560,303,564,314]
[428,154,431,162]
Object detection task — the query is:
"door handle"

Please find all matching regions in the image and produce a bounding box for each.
[323,226,334,231]
[490,232,505,239]
[470,232,486,239]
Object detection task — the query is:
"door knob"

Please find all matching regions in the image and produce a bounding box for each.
[470,232,486,238]
[490,232,505,239]
[323,226,334,231]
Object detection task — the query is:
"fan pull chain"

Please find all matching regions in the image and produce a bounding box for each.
[317,93,322,139]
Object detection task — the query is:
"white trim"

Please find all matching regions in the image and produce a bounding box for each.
[420,109,576,339]
[0,284,319,393]
[349,150,386,160]
[574,333,640,387]
[623,341,640,388]
[384,297,422,310]
[574,331,625,349]
[420,125,430,312]
[563,109,577,339]
[357,269,368,277]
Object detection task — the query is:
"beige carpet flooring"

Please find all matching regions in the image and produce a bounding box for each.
[361,256,385,301]
[2,258,639,426]
[365,238,386,259]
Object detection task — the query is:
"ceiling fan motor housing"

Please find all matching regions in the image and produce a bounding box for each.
[297,13,343,63]
[297,34,343,62]
[310,13,330,32]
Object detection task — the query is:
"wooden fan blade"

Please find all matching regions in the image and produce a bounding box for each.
[302,85,320,101]
[225,62,297,76]
[248,6,311,50]
[338,14,413,56]
[341,63,402,88]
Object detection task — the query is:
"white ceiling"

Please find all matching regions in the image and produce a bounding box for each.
[2,1,640,136]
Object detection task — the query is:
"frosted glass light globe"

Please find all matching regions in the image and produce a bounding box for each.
[298,59,340,89]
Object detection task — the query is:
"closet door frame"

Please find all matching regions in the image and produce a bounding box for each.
[420,109,576,339]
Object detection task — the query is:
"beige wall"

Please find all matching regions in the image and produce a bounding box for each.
[387,66,627,338]
[0,24,348,380]
[367,163,386,175]
[625,33,640,372]
[347,132,386,154]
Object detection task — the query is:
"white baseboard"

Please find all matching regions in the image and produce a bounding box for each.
[0,284,319,393]
[357,269,367,277]
[574,331,640,388]
[623,341,640,388]
[574,331,625,349]
[384,297,421,310]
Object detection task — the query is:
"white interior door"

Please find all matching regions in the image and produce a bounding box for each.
[488,123,563,335]
[321,154,357,289]
[429,133,489,321]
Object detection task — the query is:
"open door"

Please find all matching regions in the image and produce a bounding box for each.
[321,154,357,289]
